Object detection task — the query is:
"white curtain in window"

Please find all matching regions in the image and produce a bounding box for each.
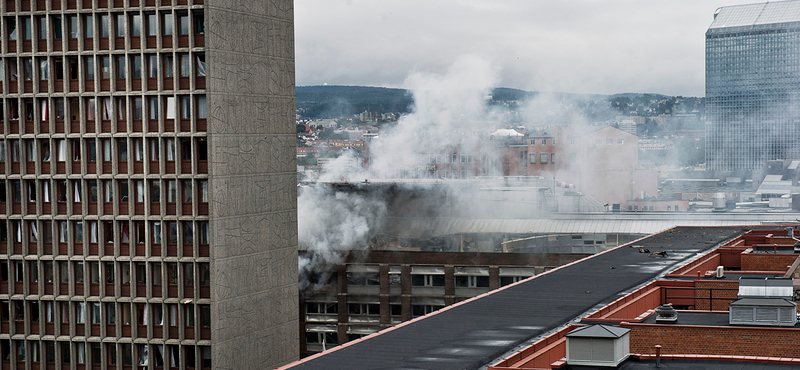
[46,302,54,322]
[117,98,125,120]
[196,56,206,76]
[103,98,112,120]
[166,139,175,161]
[136,181,145,202]
[40,99,47,121]
[170,346,176,367]
[59,222,68,243]
[103,140,112,161]
[30,222,38,241]
[77,342,85,364]
[90,221,97,243]
[139,345,148,366]
[74,182,81,202]
[166,97,175,119]
[43,181,50,202]
[15,221,21,242]
[77,302,85,323]
[57,140,67,161]
[142,305,149,325]
[121,223,129,243]
[39,59,48,80]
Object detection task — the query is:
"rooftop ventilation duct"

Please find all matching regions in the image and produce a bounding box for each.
[729,298,797,327]
[566,324,630,367]
[737,278,793,300]
[655,304,677,323]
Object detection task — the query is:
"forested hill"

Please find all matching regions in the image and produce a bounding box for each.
[296,85,690,120]
[296,85,413,119]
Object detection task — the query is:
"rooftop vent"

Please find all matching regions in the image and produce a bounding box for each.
[729,298,797,327]
[655,304,677,323]
[566,324,630,367]
[738,277,793,300]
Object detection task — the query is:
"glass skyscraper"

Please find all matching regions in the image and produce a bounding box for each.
[706,1,800,171]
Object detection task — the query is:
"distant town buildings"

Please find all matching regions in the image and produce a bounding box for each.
[706,1,800,171]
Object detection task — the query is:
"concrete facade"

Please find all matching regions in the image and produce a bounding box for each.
[0,0,298,368]
[206,0,298,368]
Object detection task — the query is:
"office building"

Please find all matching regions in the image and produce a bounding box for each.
[0,0,297,369]
[706,1,800,171]
[282,226,800,370]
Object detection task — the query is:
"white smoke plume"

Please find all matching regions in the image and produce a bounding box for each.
[298,55,505,291]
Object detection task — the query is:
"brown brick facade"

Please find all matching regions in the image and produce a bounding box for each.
[740,252,797,272]
[693,280,738,311]
[623,323,800,358]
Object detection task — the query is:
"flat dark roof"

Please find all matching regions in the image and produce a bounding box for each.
[282,227,750,370]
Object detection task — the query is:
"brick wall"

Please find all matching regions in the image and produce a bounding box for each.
[694,280,738,311]
[622,323,800,358]
[740,253,797,272]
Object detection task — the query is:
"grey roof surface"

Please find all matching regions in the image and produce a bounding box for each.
[640,311,800,328]
[565,324,629,338]
[282,227,749,370]
[709,1,800,30]
[381,215,799,238]
[730,298,796,307]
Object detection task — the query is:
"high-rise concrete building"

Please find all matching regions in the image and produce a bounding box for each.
[0,0,297,368]
[706,1,800,171]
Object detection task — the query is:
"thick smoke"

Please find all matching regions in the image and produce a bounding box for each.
[298,55,506,291]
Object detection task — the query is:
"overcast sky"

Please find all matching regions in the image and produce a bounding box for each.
[295,0,761,97]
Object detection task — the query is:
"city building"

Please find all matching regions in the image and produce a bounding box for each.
[282,226,800,370]
[298,250,588,357]
[706,1,800,171]
[0,0,297,369]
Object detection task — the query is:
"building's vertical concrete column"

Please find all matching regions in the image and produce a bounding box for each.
[337,264,348,344]
[206,0,298,368]
[401,265,412,322]
[489,266,500,290]
[444,265,455,305]
[379,264,390,325]
[298,295,307,357]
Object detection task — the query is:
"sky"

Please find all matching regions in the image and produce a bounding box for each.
[295,0,760,97]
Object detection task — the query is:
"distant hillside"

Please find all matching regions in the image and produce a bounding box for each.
[296,85,413,119]
[296,85,691,120]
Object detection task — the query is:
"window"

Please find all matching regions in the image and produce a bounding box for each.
[22,18,31,40]
[550,153,555,164]
[178,14,189,35]
[162,13,172,36]
[85,56,94,79]
[84,14,93,38]
[195,13,204,34]
[130,14,140,37]
[148,55,157,78]
[131,55,141,78]
[100,56,110,79]
[184,263,194,285]
[164,55,173,78]
[146,14,157,36]
[540,153,548,164]
[618,138,623,144]
[116,55,125,79]
[411,274,444,287]
[149,96,158,119]
[52,16,62,39]
[68,15,78,38]
[100,14,109,37]
[180,54,190,77]
[115,14,124,37]
[197,96,206,118]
